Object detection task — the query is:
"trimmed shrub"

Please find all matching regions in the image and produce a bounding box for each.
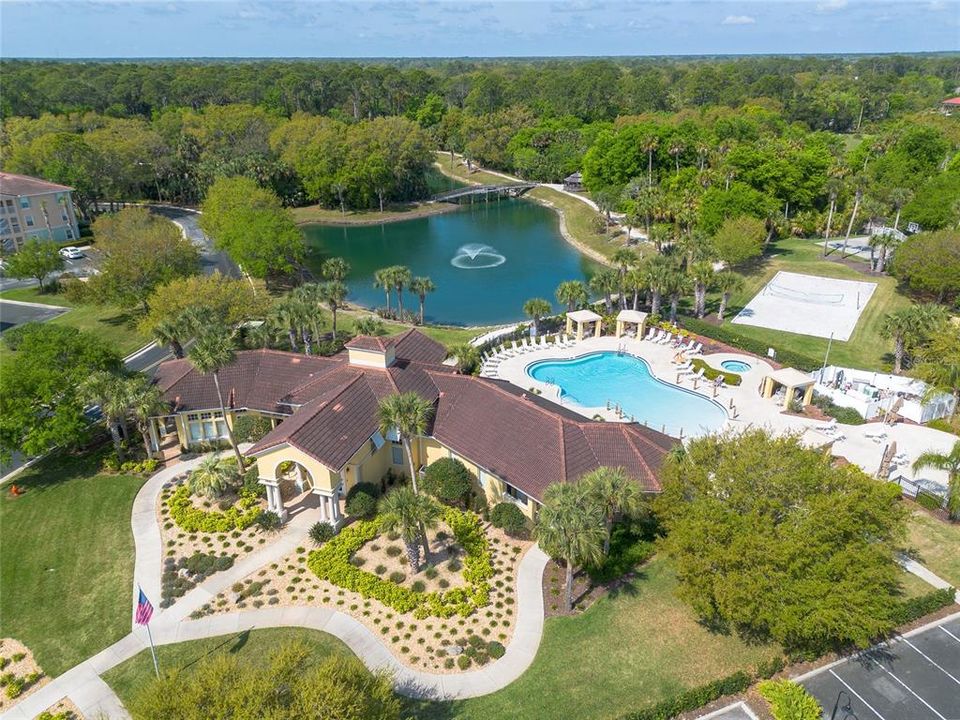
[309,521,335,546]
[167,486,263,533]
[487,641,505,659]
[618,671,752,720]
[681,316,820,371]
[587,525,655,583]
[389,571,406,584]
[757,679,822,720]
[812,393,866,425]
[490,502,527,536]
[422,458,475,507]
[232,413,274,443]
[345,482,380,519]
[890,586,956,626]
[256,510,282,531]
[691,358,742,386]
[306,507,493,618]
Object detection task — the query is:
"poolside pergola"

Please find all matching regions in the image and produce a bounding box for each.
[762,366,816,410]
[566,309,603,341]
[615,309,648,339]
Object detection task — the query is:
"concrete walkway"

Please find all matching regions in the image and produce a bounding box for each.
[899,554,960,603]
[1,457,551,719]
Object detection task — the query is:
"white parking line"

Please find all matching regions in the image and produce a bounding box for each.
[873,660,947,720]
[829,669,888,720]
[940,626,960,644]
[902,637,960,685]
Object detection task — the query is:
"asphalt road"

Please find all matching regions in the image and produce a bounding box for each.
[0,299,68,333]
[148,205,240,278]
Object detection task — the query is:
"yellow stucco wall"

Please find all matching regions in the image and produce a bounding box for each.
[346,347,394,368]
[254,445,341,492]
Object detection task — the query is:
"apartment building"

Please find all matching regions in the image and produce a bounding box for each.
[0,172,80,252]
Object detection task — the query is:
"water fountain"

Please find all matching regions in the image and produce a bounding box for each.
[450,243,507,270]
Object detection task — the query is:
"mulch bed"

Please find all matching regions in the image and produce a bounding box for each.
[541,558,640,617]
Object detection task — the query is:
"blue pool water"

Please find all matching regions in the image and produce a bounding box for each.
[721,360,752,373]
[527,352,728,438]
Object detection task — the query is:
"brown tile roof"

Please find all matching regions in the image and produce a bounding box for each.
[428,373,672,501]
[345,335,395,351]
[0,172,74,196]
[157,329,674,494]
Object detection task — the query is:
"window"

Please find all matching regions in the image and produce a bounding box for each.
[391,444,404,465]
[61,209,69,222]
[505,484,529,505]
[0,219,9,236]
[24,215,34,227]
[65,227,74,240]
[19,197,29,209]
[185,411,227,442]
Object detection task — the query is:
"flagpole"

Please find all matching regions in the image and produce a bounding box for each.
[145,621,160,679]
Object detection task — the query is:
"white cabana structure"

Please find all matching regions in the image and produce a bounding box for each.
[762,367,816,410]
[814,365,957,423]
[615,309,648,339]
[565,309,603,341]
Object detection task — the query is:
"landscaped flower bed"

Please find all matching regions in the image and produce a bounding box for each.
[307,507,492,618]
[202,517,530,673]
[156,475,269,606]
[0,639,48,711]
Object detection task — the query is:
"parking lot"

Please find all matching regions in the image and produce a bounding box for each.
[800,614,960,720]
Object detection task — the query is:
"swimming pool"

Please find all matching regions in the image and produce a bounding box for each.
[721,359,752,373]
[527,351,728,437]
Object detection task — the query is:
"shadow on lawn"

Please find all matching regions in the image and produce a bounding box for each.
[3,440,113,494]
[177,630,252,673]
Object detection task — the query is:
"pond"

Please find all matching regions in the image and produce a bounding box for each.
[302,198,598,326]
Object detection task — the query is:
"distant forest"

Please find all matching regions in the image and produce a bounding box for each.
[1,56,958,230]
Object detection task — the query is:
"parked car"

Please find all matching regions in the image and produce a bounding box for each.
[59,246,84,259]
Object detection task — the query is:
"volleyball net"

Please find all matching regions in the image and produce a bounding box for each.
[763,282,846,306]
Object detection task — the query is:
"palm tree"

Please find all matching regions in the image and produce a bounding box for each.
[822,177,844,256]
[536,482,605,612]
[664,269,690,324]
[447,342,479,374]
[840,175,868,257]
[409,276,436,325]
[377,392,434,495]
[354,315,387,336]
[189,454,234,499]
[648,224,672,254]
[589,270,618,314]
[581,467,643,556]
[374,268,394,315]
[379,486,441,572]
[912,442,960,520]
[188,327,245,473]
[634,186,661,237]
[152,317,186,360]
[668,140,684,174]
[714,270,744,322]
[126,375,166,459]
[690,261,714,319]
[593,189,618,234]
[321,257,350,282]
[645,257,673,317]
[912,325,960,419]
[291,286,325,355]
[523,297,552,336]
[888,188,913,231]
[642,135,659,187]
[555,280,588,313]
[269,297,302,352]
[390,265,412,319]
[82,371,132,462]
[611,247,637,309]
[320,281,347,341]
[880,304,948,375]
[625,265,647,310]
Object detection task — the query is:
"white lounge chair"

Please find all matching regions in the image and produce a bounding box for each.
[644,327,657,341]
[678,339,694,351]
[675,361,692,373]
[540,336,549,348]
[657,332,673,345]
[688,342,703,355]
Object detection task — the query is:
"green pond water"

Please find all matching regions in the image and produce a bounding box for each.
[303,198,599,326]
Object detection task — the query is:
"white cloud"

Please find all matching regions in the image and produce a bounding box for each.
[722,14,756,25]
[817,0,848,12]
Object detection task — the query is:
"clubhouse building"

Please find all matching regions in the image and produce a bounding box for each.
[153,329,673,524]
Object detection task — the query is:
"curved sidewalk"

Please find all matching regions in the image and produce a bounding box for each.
[1,456,550,719]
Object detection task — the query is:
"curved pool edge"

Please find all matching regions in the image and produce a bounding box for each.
[524,350,730,438]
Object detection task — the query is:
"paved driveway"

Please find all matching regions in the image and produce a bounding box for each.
[0,298,68,332]
[800,614,960,720]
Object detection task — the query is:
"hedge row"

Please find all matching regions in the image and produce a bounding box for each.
[681,317,821,371]
[619,671,752,720]
[890,586,957,626]
[691,358,743,386]
[307,507,493,618]
[167,485,263,533]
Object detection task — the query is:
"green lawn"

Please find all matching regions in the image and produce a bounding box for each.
[337,308,489,348]
[103,628,357,708]
[906,510,960,588]
[0,285,147,356]
[699,236,913,371]
[292,202,458,225]
[0,448,146,677]
[411,557,780,720]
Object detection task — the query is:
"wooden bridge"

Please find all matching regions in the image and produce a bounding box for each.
[431,183,537,204]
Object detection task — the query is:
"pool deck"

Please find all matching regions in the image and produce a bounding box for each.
[489,335,956,495]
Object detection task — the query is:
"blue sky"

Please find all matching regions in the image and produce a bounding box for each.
[1,1,957,58]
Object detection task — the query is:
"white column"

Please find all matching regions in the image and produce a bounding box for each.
[316,491,327,521]
[329,494,341,524]
[148,418,161,454]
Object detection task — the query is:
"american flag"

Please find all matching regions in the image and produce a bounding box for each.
[135,587,154,625]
